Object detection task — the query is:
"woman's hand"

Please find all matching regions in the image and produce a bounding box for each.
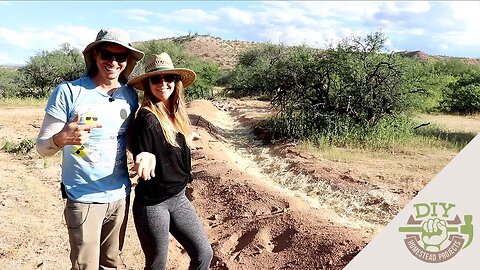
[134,152,156,180]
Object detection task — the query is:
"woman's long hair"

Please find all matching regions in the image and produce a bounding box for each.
[141,78,191,147]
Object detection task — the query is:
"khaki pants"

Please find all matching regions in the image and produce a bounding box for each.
[64,196,129,270]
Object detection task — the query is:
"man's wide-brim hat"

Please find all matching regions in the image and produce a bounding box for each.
[83,28,144,78]
[127,53,196,91]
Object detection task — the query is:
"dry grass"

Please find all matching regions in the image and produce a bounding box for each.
[416,113,480,134]
[0,97,47,107]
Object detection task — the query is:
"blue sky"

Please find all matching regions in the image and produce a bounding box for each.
[1,1,479,66]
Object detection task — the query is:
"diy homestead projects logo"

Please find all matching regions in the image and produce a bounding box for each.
[398,202,473,263]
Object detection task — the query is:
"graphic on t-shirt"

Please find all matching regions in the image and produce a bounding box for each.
[120,108,128,120]
[83,113,98,125]
[72,145,87,158]
[72,112,100,163]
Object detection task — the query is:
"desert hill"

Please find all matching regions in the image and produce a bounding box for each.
[144,34,480,69]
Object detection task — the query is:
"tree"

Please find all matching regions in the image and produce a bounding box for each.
[0,67,22,98]
[18,43,84,98]
[226,31,421,141]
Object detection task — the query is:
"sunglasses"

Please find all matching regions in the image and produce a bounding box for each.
[75,145,85,155]
[86,116,98,121]
[98,49,129,63]
[149,74,178,84]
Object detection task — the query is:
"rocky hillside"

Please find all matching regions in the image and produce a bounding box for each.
[396,50,480,65]
[159,34,480,69]
[173,35,259,70]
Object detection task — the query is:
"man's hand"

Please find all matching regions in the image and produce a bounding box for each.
[134,152,156,180]
[53,114,102,147]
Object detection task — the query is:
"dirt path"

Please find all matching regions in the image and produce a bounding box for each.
[0,100,459,269]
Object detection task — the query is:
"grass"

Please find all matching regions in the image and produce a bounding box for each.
[294,116,475,155]
[0,97,47,107]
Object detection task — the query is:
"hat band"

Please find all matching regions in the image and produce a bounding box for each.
[147,67,173,73]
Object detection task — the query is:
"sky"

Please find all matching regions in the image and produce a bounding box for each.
[1,1,480,66]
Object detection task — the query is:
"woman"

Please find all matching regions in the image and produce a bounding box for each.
[127,53,213,270]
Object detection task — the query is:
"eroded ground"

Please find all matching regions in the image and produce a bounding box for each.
[0,99,468,269]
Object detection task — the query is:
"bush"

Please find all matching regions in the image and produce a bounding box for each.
[442,82,480,114]
[2,138,36,155]
[224,43,287,98]
[226,31,427,144]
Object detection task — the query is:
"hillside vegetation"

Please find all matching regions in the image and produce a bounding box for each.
[2,32,480,150]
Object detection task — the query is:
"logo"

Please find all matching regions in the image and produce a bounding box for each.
[398,202,473,263]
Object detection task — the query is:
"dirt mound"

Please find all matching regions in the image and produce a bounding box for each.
[186,100,369,269]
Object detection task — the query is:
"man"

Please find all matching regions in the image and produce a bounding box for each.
[36,28,145,270]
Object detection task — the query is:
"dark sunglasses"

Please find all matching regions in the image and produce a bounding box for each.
[86,116,98,121]
[75,145,85,155]
[149,74,178,84]
[98,49,129,63]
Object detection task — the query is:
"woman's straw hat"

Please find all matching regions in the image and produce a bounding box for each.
[83,28,144,78]
[127,53,196,91]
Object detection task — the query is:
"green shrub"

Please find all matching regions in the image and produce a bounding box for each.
[2,138,35,155]
[442,83,480,114]
[224,43,287,98]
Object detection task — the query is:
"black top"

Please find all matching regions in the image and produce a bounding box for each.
[131,108,192,205]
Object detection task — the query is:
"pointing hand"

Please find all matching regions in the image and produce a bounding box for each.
[133,152,156,180]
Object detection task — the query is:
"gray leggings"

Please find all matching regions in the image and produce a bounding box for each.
[132,189,213,270]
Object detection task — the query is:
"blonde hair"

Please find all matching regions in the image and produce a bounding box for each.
[141,80,191,147]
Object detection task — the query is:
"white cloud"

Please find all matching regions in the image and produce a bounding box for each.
[292,1,383,22]
[449,2,480,30]
[217,7,255,25]
[129,25,181,41]
[115,8,154,22]
[439,43,449,50]
[0,52,22,65]
[382,1,431,14]
[169,9,219,24]
[259,25,359,49]
[0,26,98,62]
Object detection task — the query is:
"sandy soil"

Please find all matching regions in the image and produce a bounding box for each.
[0,99,462,270]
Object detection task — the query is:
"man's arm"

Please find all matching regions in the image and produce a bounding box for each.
[36,113,102,157]
[36,113,65,157]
